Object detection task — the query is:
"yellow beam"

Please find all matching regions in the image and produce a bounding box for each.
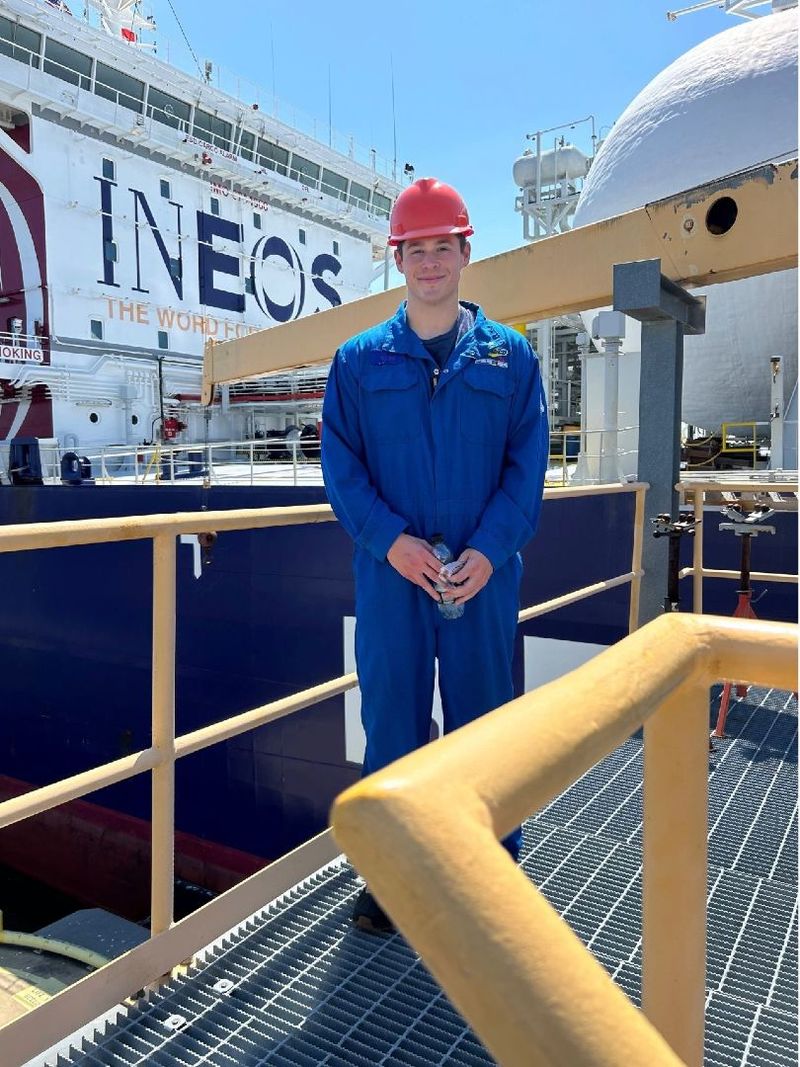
[202,158,798,399]
[332,614,798,1067]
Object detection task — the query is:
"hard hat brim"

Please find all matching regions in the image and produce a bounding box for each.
[387,224,474,247]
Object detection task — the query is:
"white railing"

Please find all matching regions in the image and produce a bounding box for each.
[0,438,325,488]
[2,0,400,181]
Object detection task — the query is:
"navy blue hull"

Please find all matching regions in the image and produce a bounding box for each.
[0,485,795,890]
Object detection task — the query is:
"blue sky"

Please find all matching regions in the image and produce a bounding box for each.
[145,0,737,262]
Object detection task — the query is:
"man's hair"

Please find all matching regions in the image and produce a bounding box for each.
[395,234,468,259]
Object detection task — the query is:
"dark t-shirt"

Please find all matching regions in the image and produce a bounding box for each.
[420,305,476,368]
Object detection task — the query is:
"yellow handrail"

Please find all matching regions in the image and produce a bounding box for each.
[0,483,647,1066]
[332,614,798,1067]
[720,420,758,468]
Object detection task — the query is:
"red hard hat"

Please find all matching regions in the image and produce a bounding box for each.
[388,177,474,246]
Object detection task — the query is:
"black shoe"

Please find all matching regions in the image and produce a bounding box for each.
[352,887,395,934]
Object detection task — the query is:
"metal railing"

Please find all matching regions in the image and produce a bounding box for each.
[1,2,400,182]
[678,476,798,612]
[0,482,646,1065]
[1,430,647,490]
[332,613,798,1067]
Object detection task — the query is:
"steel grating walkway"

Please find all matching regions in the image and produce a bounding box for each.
[50,687,797,1067]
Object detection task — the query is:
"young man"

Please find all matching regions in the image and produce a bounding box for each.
[321,178,548,932]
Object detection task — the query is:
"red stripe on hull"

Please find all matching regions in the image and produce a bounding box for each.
[0,776,265,920]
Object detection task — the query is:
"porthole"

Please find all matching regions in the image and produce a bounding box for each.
[705,196,738,236]
[89,412,100,424]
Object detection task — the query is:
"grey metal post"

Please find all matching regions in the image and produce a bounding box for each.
[613,260,706,625]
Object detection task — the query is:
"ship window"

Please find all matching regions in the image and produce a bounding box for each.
[131,414,139,426]
[90,319,103,340]
[348,181,370,211]
[193,108,232,150]
[103,240,118,262]
[157,330,169,350]
[160,179,171,199]
[89,412,100,424]
[0,17,41,68]
[256,138,288,176]
[94,63,144,114]
[373,192,391,219]
[210,197,220,216]
[237,128,255,161]
[321,169,348,202]
[290,154,320,187]
[299,229,306,245]
[245,273,255,295]
[253,211,261,229]
[147,87,190,131]
[44,39,92,90]
[102,157,115,180]
[333,240,339,255]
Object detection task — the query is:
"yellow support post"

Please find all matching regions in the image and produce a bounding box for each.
[642,682,709,1066]
[628,484,646,632]
[150,533,176,936]
[693,488,704,613]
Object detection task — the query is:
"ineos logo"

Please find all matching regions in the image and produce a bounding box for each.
[251,236,306,323]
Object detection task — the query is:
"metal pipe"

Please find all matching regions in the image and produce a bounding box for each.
[680,566,797,584]
[0,504,338,553]
[0,748,162,830]
[151,533,176,936]
[518,570,639,623]
[0,931,109,971]
[678,478,798,493]
[175,673,359,758]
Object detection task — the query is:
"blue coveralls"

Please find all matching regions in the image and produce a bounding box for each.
[322,301,548,857]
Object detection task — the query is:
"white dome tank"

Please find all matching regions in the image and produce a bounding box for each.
[572,9,797,430]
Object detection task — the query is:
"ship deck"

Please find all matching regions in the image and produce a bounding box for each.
[44,684,797,1067]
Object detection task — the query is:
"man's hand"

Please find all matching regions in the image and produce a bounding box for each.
[449,548,493,604]
[386,534,442,600]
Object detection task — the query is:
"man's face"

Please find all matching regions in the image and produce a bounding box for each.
[394,235,471,306]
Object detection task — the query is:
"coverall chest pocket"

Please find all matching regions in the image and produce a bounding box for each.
[460,364,515,442]
[361,360,419,443]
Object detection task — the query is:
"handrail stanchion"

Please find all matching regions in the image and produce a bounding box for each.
[628,484,646,632]
[642,682,708,1067]
[250,441,254,486]
[561,431,567,486]
[692,487,704,613]
[293,441,298,486]
[150,533,176,936]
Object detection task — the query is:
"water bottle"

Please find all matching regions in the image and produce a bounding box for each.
[430,535,464,620]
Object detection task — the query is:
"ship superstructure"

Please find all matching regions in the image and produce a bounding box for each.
[0,0,403,453]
